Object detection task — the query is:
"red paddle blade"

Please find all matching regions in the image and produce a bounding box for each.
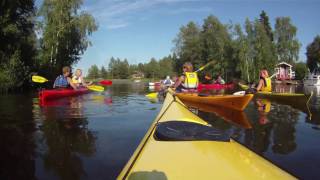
[100,80,113,85]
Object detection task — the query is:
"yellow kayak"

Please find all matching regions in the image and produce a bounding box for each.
[238,83,313,105]
[175,91,253,111]
[117,89,296,180]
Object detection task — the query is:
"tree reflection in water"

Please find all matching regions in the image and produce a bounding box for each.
[35,96,96,180]
[0,95,36,180]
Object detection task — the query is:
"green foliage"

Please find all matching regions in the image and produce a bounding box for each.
[173,22,202,73]
[100,66,108,79]
[252,19,277,77]
[306,35,320,72]
[0,0,37,92]
[38,0,98,79]
[107,57,130,79]
[274,17,300,64]
[87,65,100,79]
[259,10,273,42]
[294,62,308,80]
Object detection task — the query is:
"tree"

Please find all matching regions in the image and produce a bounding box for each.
[259,10,273,42]
[306,35,320,72]
[38,0,97,79]
[253,19,277,79]
[0,0,37,92]
[200,15,231,77]
[233,23,252,82]
[100,66,108,79]
[173,21,202,73]
[294,62,308,80]
[87,65,100,79]
[274,17,300,64]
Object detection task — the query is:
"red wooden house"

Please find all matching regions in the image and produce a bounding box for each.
[274,62,295,80]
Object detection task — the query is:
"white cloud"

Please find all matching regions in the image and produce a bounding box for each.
[83,0,201,29]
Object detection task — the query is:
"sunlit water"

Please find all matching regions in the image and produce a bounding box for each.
[0,82,319,179]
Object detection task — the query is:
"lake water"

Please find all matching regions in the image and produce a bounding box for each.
[0,82,319,179]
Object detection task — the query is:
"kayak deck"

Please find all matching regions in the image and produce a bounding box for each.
[118,89,296,179]
[175,92,253,111]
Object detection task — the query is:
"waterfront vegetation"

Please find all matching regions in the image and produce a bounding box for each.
[1,1,319,93]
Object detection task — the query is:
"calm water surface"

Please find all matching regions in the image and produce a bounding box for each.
[0,82,319,179]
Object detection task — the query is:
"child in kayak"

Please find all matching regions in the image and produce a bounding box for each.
[72,69,93,87]
[214,74,225,84]
[53,66,77,89]
[256,69,271,92]
[174,62,199,92]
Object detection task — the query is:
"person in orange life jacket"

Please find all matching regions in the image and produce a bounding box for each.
[174,62,199,92]
[72,69,93,87]
[53,66,77,89]
[256,69,272,92]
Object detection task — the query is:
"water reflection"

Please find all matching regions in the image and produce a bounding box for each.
[0,94,36,180]
[33,97,96,180]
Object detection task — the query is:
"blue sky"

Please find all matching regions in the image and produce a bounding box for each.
[37,0,320,73]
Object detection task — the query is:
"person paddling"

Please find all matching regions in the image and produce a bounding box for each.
[256,69,271,92]
[53,66,77,89]
[72,69,93,87]
[174,62,199,92]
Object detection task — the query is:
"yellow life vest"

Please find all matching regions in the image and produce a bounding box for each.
[72,76,82,84]
[183,72,199,89]
[261,99,271,113]
[260,77,271,92]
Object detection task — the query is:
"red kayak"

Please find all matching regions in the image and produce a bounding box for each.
[39,88,89,102]
[198,83,234,91]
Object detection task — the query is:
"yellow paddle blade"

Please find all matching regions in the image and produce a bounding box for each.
[146,92,158,98]
[87,85,104,92]
[238,83,249,90]
[32,75,49,83]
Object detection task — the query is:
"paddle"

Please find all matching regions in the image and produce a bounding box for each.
[32,75,104,92]
[146,60,216,98]
[100,80,112,85]
[32,75,49,83]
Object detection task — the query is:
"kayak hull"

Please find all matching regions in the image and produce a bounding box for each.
[39,88,89,102]
[118,88,295,179]
[198,83,234,90]
[175,92,253,111]
[238,83,312,105]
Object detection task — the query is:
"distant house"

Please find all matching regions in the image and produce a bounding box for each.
[131,71,144,79]
[274,62,295,80]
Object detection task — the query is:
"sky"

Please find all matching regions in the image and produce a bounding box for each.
[36,0,320,73]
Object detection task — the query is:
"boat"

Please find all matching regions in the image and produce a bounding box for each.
[303,71,320,86]
[148,82,161,86]
[238,83,312,104]
[118,89,295,179]
[175,91,253,111]
[182,100,252,129]
[197,83,234,91]
[39,88,89,102]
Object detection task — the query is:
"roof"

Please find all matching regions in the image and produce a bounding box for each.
[277,61,293,67]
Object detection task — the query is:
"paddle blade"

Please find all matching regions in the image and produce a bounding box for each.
[146,92,158,98]
[32,75,49,83]
[100,80,113,85]
[87,85,104,92]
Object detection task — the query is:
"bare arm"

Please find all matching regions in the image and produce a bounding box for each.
[67,77,77,90]
[174,76,184,88]
[81,77,93,87]
[256,79,264,91]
